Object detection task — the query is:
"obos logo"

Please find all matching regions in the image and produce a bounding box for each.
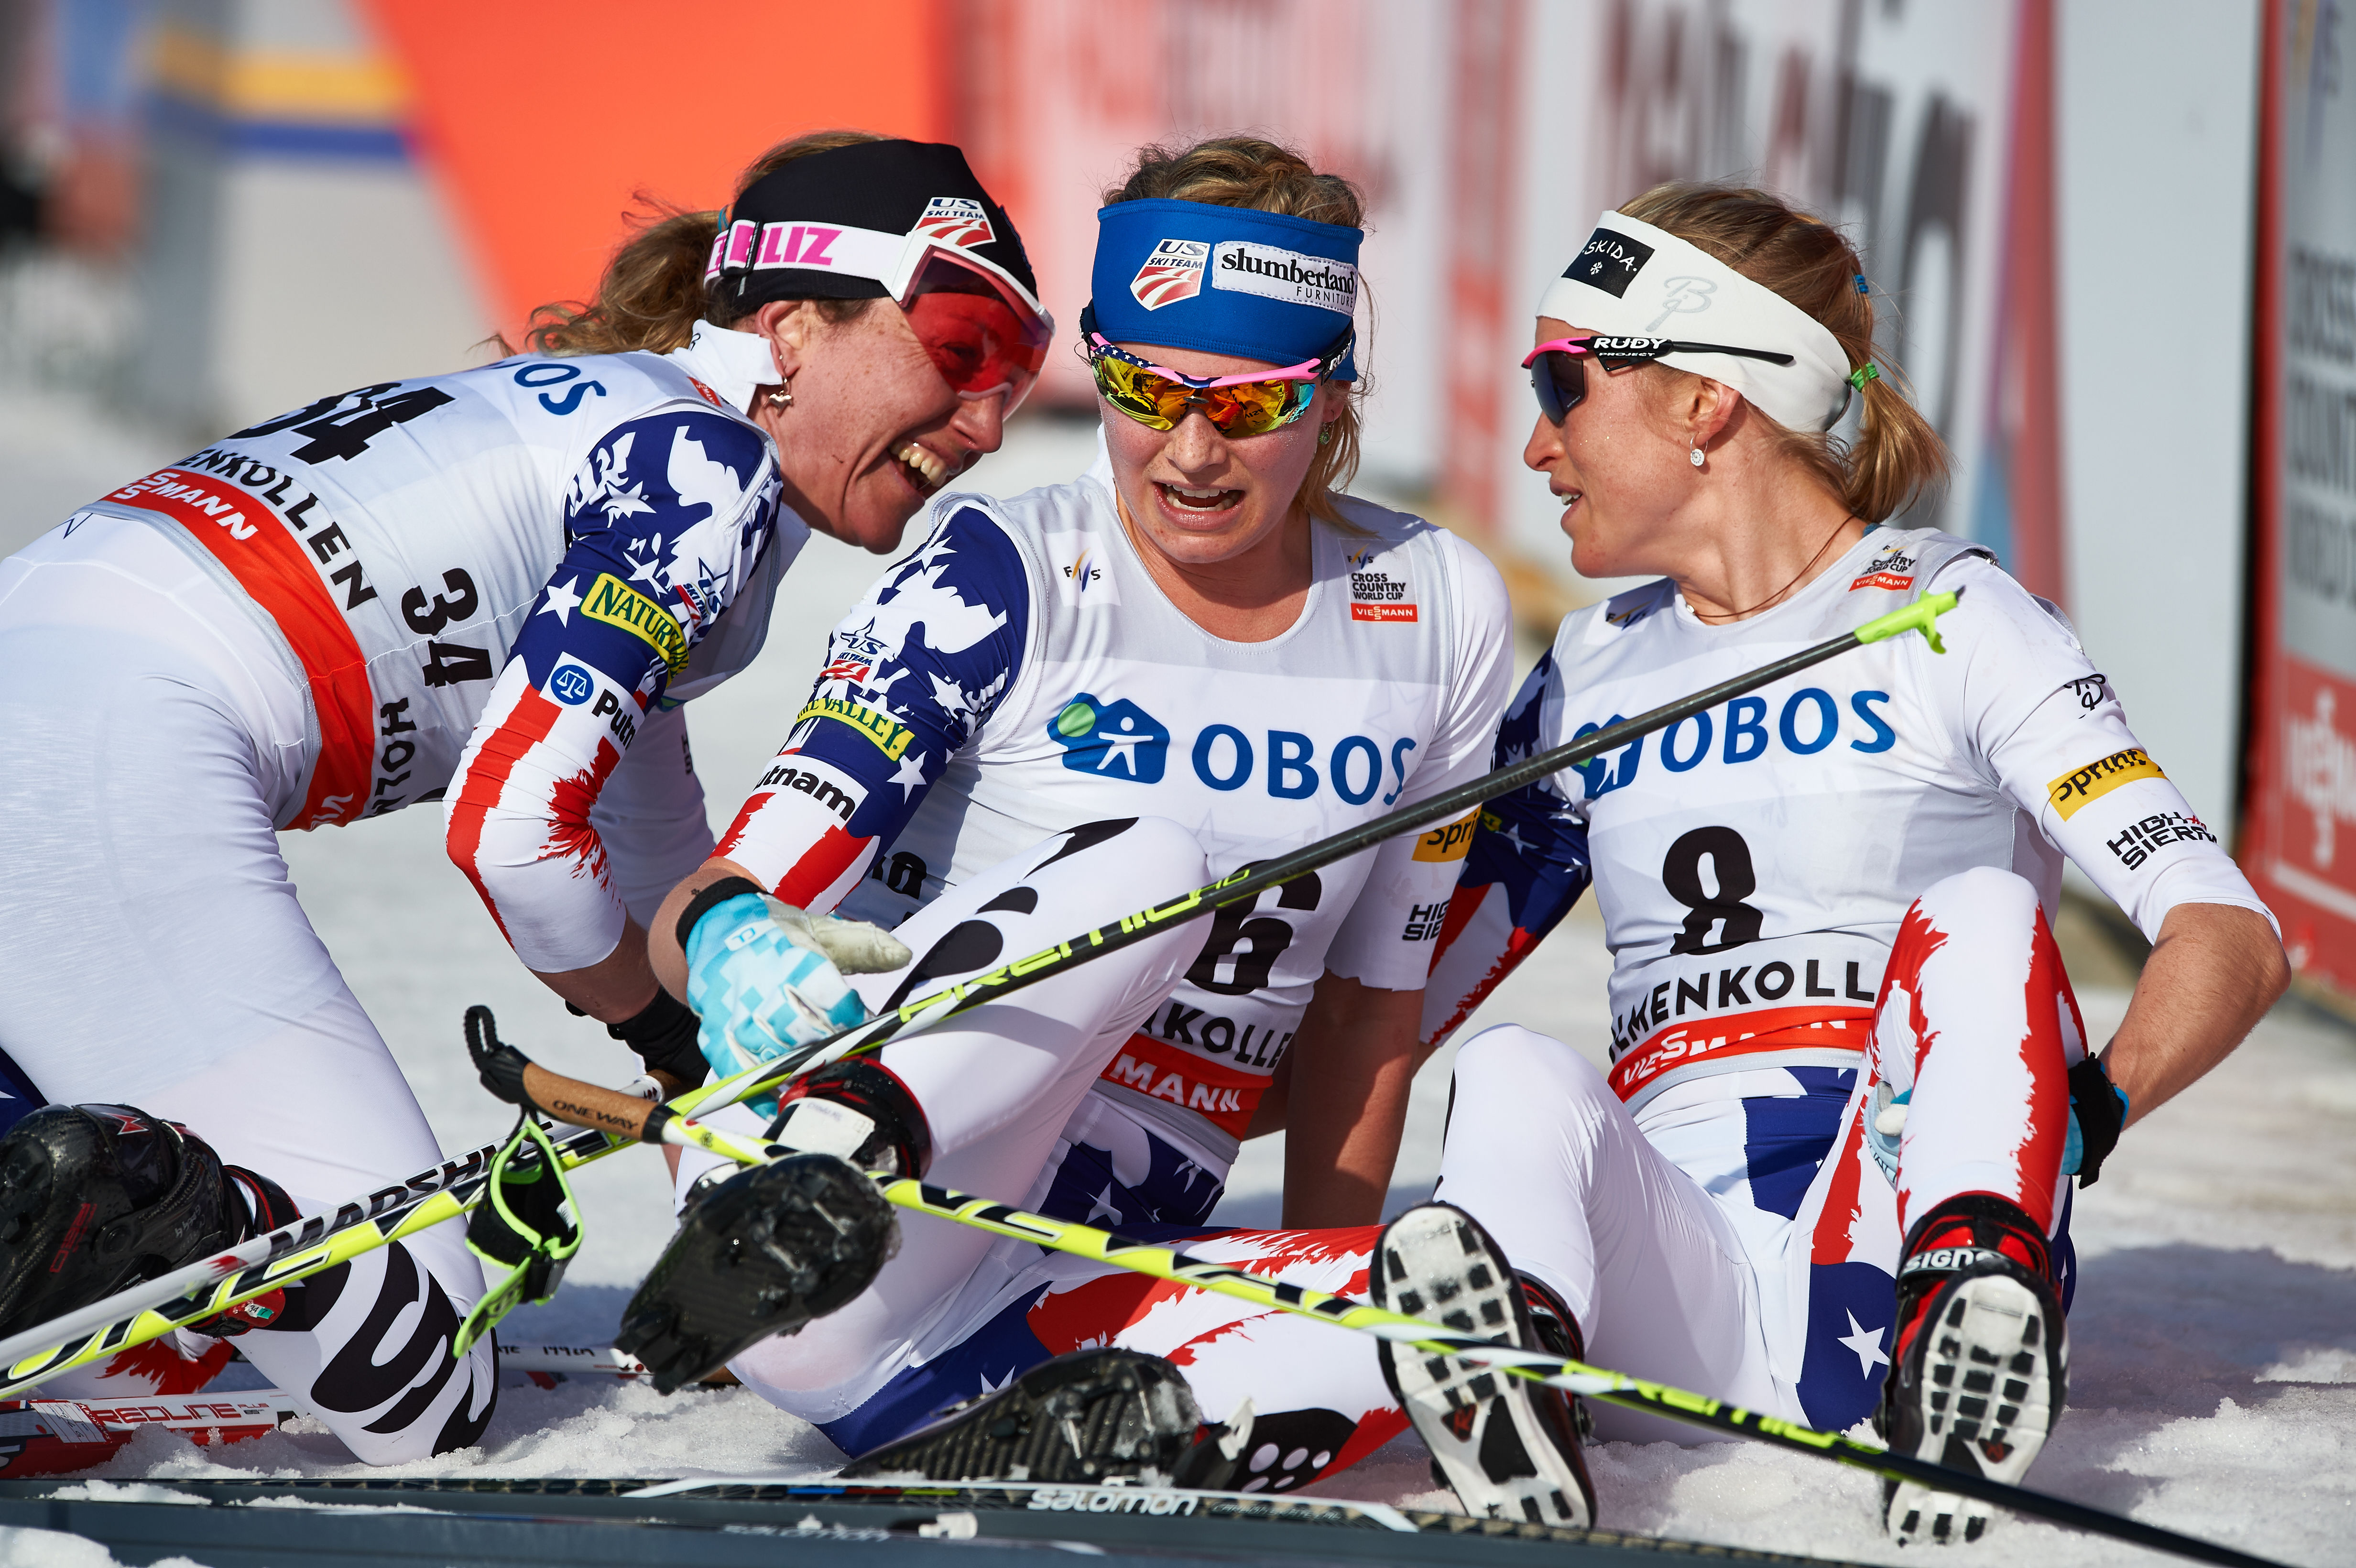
[1049,693,1169,783]
[548,664,596,705]
[916,196,993,249]
[1131,240,1210,310]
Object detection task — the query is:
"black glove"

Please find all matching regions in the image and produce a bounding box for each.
[603,989,706,1087]
[2067,1055,2128,1187]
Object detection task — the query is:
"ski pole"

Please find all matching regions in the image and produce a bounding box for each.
[510,1073,2281,1568]
[0,591,1957,1399]
[486,589,1964,1150]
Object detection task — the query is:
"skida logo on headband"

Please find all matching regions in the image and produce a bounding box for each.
[1131,240,1210,309]
[916,196,994,249]
[1568,228,1655,298]
[1211,242,1357,315]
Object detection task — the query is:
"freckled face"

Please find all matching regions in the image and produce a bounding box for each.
[1098,342,1338,570]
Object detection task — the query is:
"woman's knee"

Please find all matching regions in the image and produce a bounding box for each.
[1910,867,2040,934]
[1449,1024,1614,1139]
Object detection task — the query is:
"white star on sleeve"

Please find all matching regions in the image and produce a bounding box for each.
[890,750,927,799]
[538,577,583,625]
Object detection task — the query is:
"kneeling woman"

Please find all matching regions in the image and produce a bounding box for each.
[633,137,1512,1494]
[0,134,1043,1463]
[1420,184,2287,1543]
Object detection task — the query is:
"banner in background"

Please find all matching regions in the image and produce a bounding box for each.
[2247,0,2356,998]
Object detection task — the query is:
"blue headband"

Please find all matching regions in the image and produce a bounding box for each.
[1089,198,1361,380]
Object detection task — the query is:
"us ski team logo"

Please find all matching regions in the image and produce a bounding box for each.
[1130,240,1210,310]
[916,196,993,248]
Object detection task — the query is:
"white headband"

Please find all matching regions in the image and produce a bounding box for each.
[1538,211,1854,432]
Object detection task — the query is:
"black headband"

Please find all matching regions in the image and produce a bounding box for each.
[710,140,1037,312]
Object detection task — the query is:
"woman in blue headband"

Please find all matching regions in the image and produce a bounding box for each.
[629,135,1516,1499]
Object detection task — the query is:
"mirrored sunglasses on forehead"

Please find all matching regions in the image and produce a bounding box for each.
[1522,334,1795,424]
[1080,303,1351,436]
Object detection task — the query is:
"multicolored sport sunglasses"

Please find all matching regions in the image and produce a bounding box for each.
[1083,304,1352,436]
[1522,334,1796,424]
[902,250,1053,411]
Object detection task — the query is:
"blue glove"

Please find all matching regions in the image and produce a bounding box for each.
[683,892,905,1118]
[2061,1056,2130,1185]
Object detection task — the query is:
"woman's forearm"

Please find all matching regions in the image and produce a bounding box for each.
[2100,902,2287,1124]
[1279,974,1426,1227]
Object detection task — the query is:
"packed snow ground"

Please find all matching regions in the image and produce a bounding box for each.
[0,399,2351,1568]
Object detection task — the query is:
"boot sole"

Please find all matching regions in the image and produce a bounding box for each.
[1373,1206,1592,1528]
[841,1347,1201,1484]
[615,1154,897,1394]
[1884,1271,2063,1545]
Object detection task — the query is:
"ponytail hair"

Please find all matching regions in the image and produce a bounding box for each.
[1102,136,1368,524]
[1617,183,1949,523]
[522,130,885,358]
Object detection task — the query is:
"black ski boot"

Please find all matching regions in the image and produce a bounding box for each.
[615,1152,898,1394]
[840,1347,1241,1485]
[1373,1202,1596,1528]
[1876,1193,2069,1545]
[0,1105,294,1339]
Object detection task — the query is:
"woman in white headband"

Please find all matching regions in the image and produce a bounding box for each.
[1389,183,2287,1542]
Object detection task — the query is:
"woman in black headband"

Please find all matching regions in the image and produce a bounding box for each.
[0,131,1043,1466]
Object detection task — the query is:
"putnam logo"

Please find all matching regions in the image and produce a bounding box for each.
[796,697,916,760]
[2048,746,2166,820]
[582,573,687,676]
[754,759,865,824]
[1131,240,1210,310]
[1413,811,1479,862]
[1351,603,1418,623]
[916,196,994,249]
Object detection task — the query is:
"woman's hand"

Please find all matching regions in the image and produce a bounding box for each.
[2100,902,2288,1124]
[1278,972,1429,1227]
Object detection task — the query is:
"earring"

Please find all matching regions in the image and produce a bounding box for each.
[1319,423,1334,447]
[766,379,793,409]
[1689,445,1705,468]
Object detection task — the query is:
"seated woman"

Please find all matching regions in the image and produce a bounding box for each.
[1415,182,2287,1544]
[625,136,1514,1495]
[0,132,1044,1463]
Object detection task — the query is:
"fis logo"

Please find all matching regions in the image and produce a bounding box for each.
[1131,240,1210,310]
[1047,531,1121,607]
[1049,693,1170,783]
[916,196,994,249]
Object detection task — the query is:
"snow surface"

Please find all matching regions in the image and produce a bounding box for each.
[2,400,2352,1567]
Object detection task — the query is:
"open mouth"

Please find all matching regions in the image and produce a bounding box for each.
[894,442,952,497]
[1155,480,1244,515]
